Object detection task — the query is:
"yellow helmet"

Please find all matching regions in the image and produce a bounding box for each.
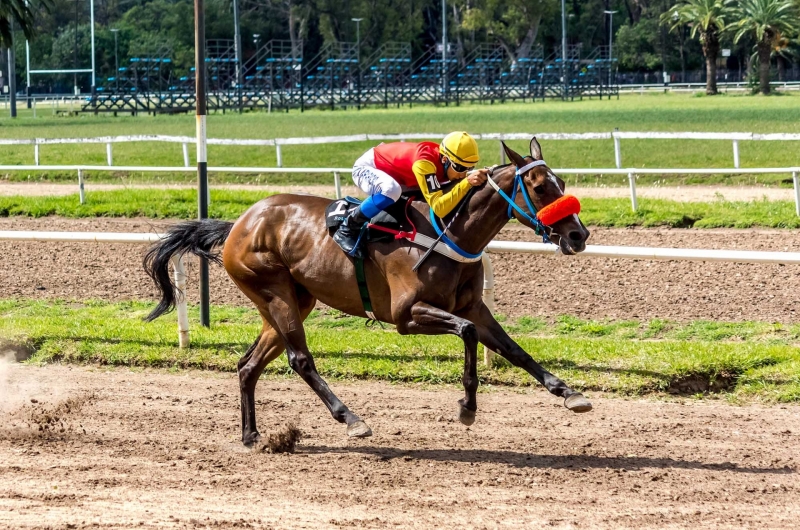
[440,131,479,168]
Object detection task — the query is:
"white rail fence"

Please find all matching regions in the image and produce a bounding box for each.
[1,163,798,216]
[2,130,800,170]
[2,230,800,365]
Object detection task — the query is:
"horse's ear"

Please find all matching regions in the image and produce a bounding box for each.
[502,141,526,168]
[530,137,543,161]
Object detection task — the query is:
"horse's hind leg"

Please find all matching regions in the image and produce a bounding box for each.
[260,276,372,438]
[238,290,317,446]
[238,325,284,446]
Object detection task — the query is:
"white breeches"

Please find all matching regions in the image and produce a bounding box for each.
[351,148,403,201]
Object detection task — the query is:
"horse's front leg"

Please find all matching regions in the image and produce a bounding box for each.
[397,302,479,425]
[464,302,592,413]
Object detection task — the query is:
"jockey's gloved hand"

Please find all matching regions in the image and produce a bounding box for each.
[466,168,489,187]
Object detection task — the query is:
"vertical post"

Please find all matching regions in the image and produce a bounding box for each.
[78,169,86,204]
[276,144,283,167]
[182,143,190,167]
[793,171,800,217]
[32,98,36,118]
[732,139,740,169]
[106,143,113,166]
[334,171,342,199]
[34,142,39,165]
[628,172,638,211]
[8,35,17,118]
[613,134,622,168]
[171,255,190,348]
[195,0,210,328]
[90,0,96,96]
[481,253,496,367]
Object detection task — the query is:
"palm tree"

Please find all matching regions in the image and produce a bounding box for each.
[662,0,733,95]
[733,0,800,95]
[0,0,43,47]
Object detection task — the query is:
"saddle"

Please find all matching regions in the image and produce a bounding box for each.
[325,195,419,243]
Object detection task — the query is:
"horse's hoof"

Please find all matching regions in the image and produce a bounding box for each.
[242,432,262,447]
[346,420,373,438]
[458,405,476,426]
[564,393,593,413]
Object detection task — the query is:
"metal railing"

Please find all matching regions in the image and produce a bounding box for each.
[2,130,799,171]
[2,230,798,363]
[1,163,797,216]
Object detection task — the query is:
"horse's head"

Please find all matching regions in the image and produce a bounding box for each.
[501,138,590,255]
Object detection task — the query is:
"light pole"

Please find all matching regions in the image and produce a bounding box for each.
[560,0,567,98]
[351,18,363,63]
[232,0,243,110]
[351,18,363,109]
[441,0,447,100]
[604,10,617,87]
[110,29,119,92]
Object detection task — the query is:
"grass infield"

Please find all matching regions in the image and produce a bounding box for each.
[1,93,799,187]
[0,189,798,229]
[1,299,798,402]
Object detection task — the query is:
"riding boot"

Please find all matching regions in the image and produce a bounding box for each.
[333,205,370,258]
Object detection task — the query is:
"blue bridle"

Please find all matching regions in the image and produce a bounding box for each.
[486,159,551,242]
[428,158,551,261]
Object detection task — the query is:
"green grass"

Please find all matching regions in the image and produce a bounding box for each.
[1,92,799,186]
[1,299,799,402]
[1,190,798,228]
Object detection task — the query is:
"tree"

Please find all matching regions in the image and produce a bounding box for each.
[460,0,556,64]
[662,0,732,95]
[733,0,800,94]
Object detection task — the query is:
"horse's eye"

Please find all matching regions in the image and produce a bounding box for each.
[533,185,545,195]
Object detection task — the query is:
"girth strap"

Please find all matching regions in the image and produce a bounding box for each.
[353,257,377,321]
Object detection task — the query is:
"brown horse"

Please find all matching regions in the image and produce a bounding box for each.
[144,138,592,446]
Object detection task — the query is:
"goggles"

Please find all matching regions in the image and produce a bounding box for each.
[447,159,475,173]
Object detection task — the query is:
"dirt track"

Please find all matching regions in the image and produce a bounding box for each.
[1,217,799,322]
[0,363,798,529]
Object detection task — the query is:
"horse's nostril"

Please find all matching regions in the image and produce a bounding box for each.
[569,231,584,242]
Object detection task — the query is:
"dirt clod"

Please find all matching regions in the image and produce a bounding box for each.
[259,423,302,453]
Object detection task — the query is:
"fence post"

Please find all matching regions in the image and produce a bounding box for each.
[106,143,113,166]
[78,169,86,204]
[732,140,740,169]
[182,143,190,167]
[481,253,496,367]
[32,98,36,118]
[628,171,638,211]
[614,135,622,168]
[171,255,190,348]
[34,141,39,166]
[334,172,342,199]
[793,171,800,217]
[276,144,283,167]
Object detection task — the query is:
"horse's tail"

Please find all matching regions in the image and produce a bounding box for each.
[143,219,234,322]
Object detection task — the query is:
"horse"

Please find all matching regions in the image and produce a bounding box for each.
[143,138,592,447]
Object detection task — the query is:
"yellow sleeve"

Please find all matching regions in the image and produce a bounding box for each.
[412,160,472,218]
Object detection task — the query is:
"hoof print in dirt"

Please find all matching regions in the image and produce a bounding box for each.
[258,423,302,453]
[564,393,593,413]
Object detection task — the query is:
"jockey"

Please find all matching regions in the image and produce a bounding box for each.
[333,131,489,256]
